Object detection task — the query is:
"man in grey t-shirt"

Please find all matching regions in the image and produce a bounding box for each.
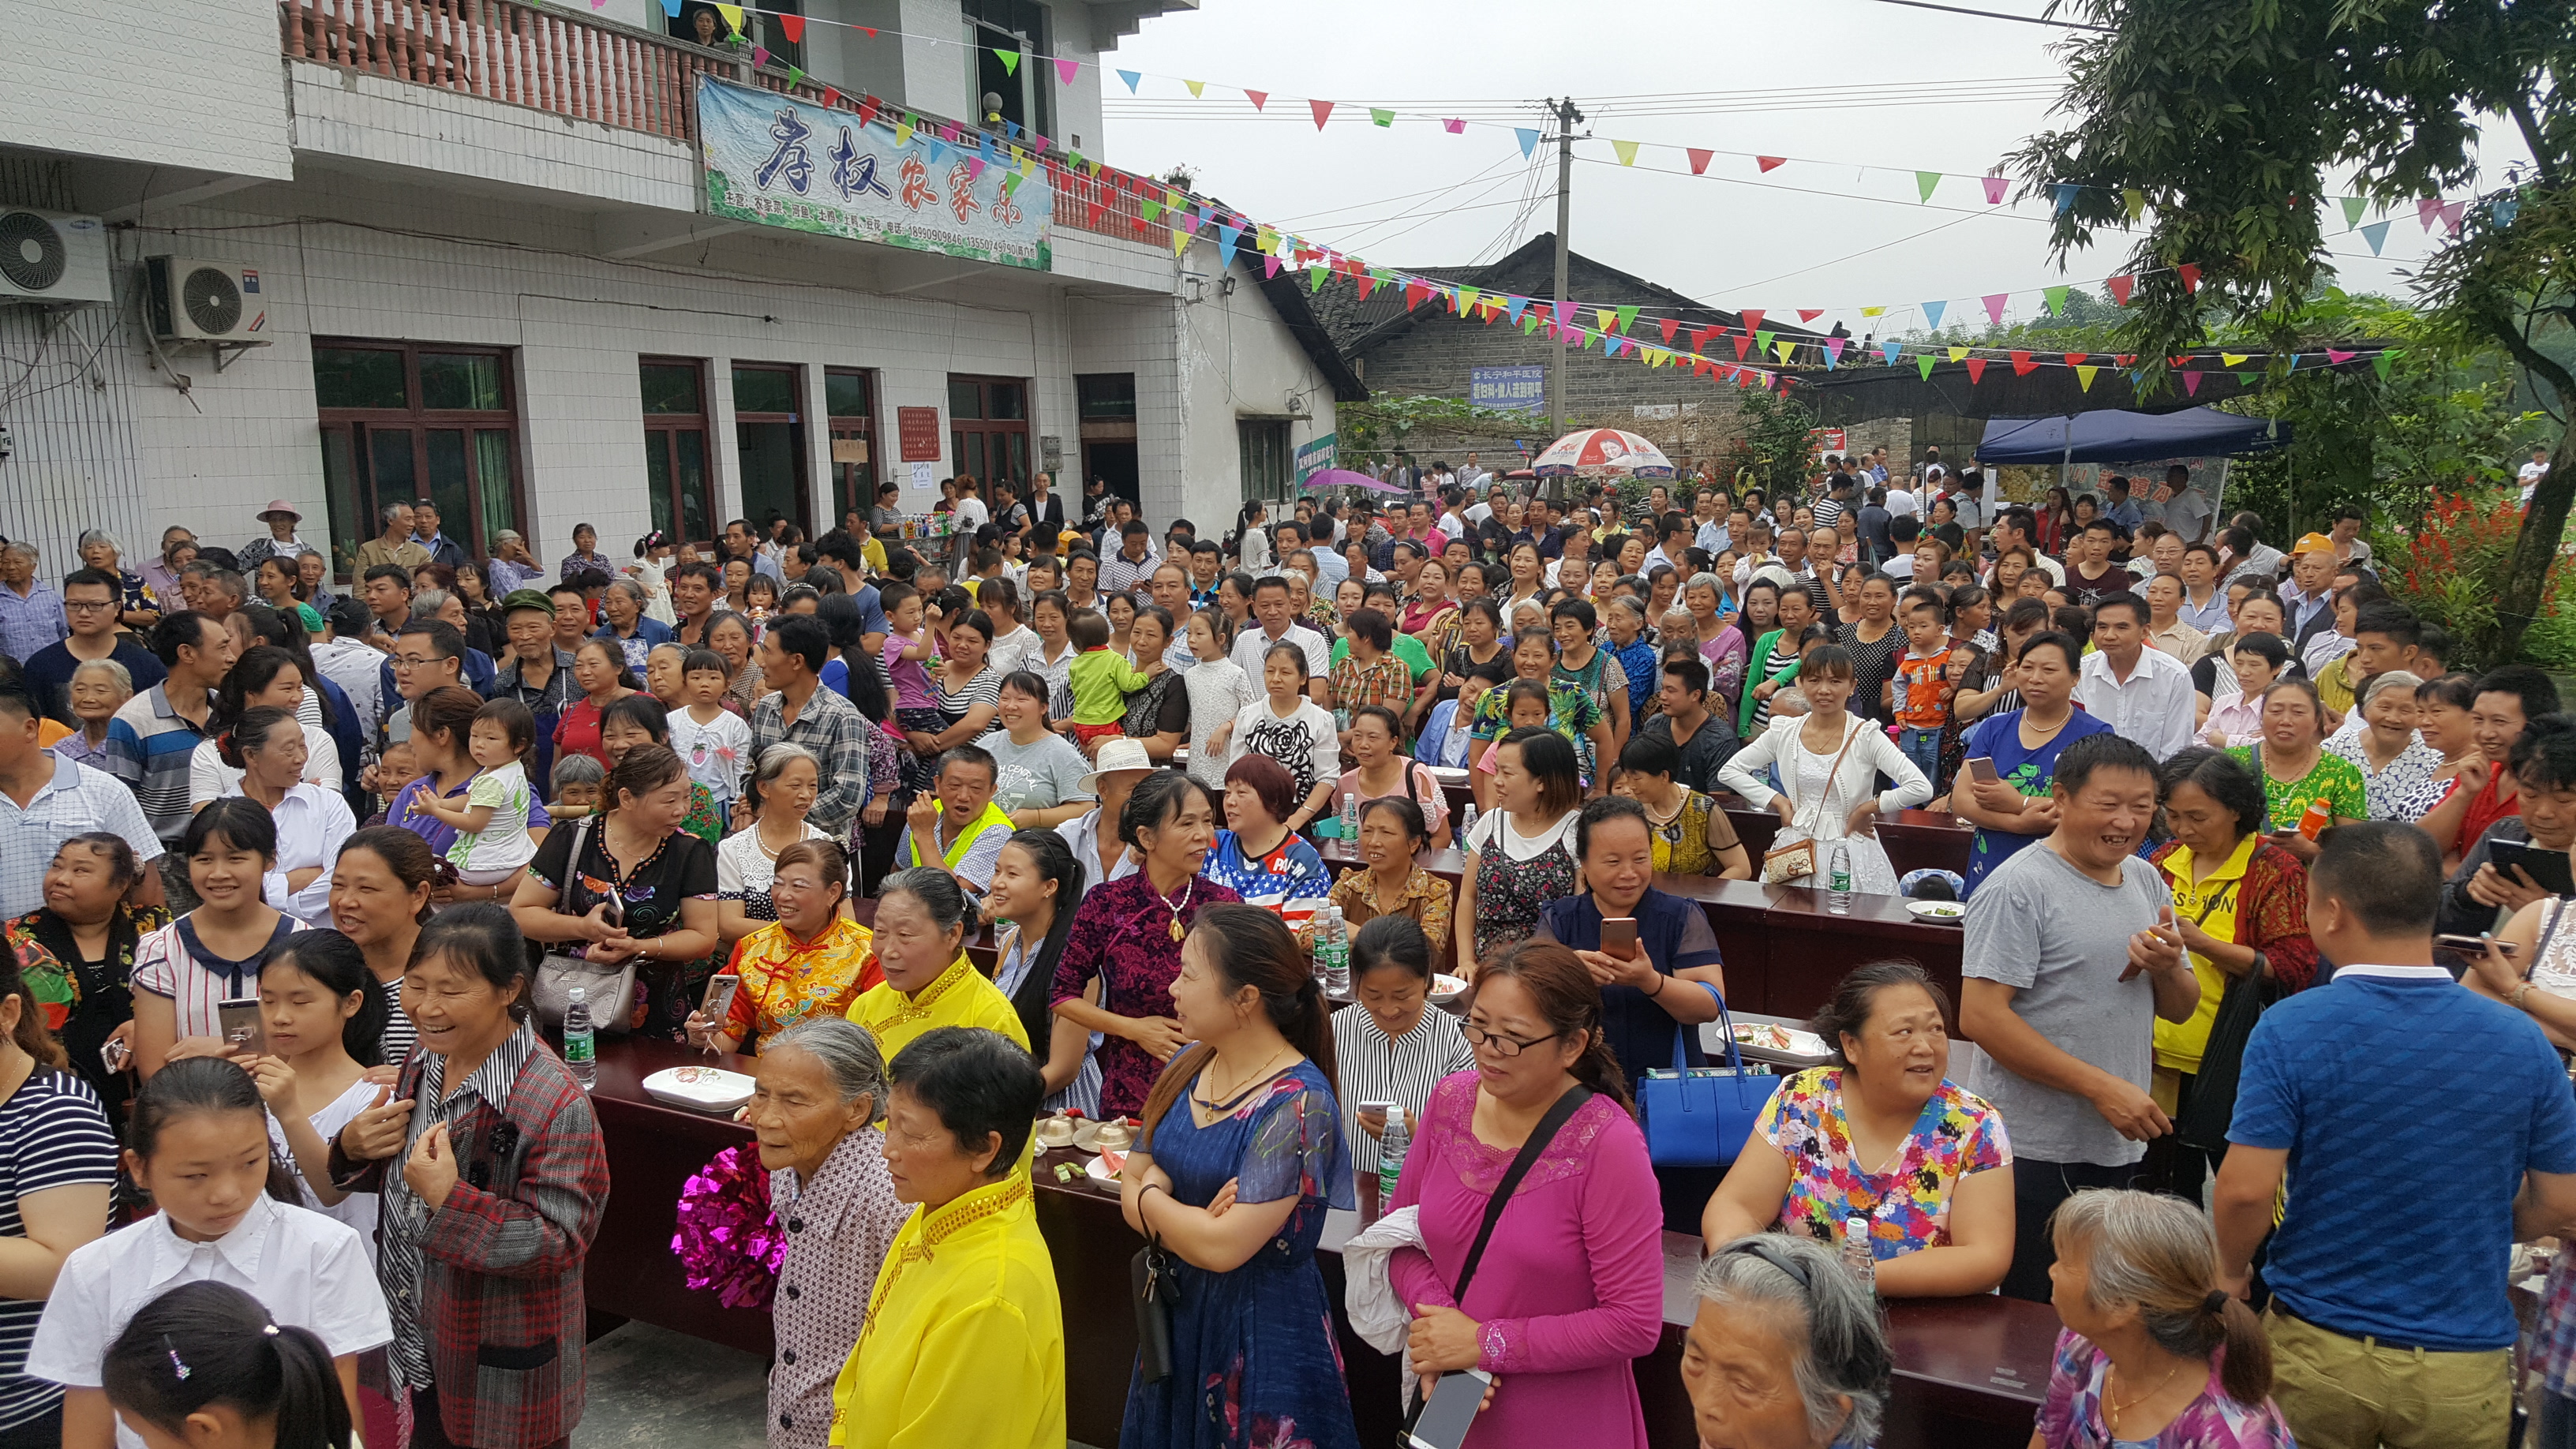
[1959,733,2198,1302]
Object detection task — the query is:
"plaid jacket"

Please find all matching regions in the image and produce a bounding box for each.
[333,1033,609,1448]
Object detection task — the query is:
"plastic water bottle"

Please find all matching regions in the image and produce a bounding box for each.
[1324,907,1351,998]
[562,987,597,1091]
[1458,800,1478,841]
[1339,790,1360,844]
[1378,1109,1411,1203]
[1841,1215,1876,1294]
[1827,843,1853,915]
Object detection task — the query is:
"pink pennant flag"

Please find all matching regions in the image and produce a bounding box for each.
[1263,255,1281,279]
[2439,200,2466,234]
[2418,197,2443,231]
[1244,89,1267,110]
[1687,148,1713,176]
[1054,57,1079,85]
[1982,293,2009,324]
[2326,348,2355,364]
[1442,118,1464,134]
[1982,176,2008,204]
[2181,370,2203,395]
[751,45,769,66]
[1309,99,1334,130]
[1552,299,1575,327]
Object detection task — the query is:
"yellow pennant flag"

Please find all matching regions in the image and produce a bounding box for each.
[1172,228,1192,257]
[714,2,743,32]
[1947,346,1968,362]
[1185,80,1205,97]
[1861,307,1885,318]
[1774,338,1796,363]
[1596,309,1618,334]
[2076,365,2099,391]
[2221,352,2250,367]
[893,118,914,147]
[1256,227,1278,254]
[1458,287,1482,314]
[2123,188,2146,221]
[1612,139,1640,167]
[1018,148,1036,177]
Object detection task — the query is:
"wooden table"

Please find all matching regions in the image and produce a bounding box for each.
[587,1038,2050,1448]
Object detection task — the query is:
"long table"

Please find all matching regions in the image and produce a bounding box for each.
[586,1037,2052,1448]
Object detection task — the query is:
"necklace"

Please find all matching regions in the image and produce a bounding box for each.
[1196,1044,1291,1114]
[1642,788,1690,829]
[1148,874,1193,942]
[2105,1360,2182,1436]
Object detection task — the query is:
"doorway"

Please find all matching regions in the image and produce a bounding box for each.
[1082,441,1139,507]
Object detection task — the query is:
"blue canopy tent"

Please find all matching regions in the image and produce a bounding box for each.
[1977,406,2290,464]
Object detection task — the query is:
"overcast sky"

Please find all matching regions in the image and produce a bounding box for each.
[1097,0,2532,337]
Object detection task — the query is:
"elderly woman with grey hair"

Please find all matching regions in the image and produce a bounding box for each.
[485,529,547,595]
[77,527,159,630]
[54,657,133,771]
[1684,1234,1890,1449]
[593,575,675,673]
[748,1015,908,1449]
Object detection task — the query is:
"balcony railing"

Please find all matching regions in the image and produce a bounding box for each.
[278,0,1170,247]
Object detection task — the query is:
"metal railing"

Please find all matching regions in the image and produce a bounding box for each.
[277,0,1169,245]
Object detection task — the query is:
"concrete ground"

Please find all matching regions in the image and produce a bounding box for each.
[571,1321,1108,1449]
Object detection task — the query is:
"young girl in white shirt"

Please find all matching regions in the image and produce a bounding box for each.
[28,1058,391,1449]
[102,1281,352,1449]
[668,650,753,818]
[242,930,388,1253]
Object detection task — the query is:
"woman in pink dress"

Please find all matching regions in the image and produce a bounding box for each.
[1384,939,1664,1449]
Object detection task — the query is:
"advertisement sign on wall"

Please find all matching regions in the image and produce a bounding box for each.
[697,77,1053,271]
[1470,366,1547,414]
[1294,432,1338,482]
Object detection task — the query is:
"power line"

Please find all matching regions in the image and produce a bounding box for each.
[1854,0,2115,30]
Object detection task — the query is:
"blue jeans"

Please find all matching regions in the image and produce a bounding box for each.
[1896,724,1944,783]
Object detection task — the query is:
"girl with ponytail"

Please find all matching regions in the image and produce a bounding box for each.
[2039,1189,2290,1444]
[29,1059,390,1449]
[1118,902,1358,1449]
[1376,938,1666,1447]
[102,1281,352,1449]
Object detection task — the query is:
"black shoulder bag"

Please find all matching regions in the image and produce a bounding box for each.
[1402,1084,1594,1427]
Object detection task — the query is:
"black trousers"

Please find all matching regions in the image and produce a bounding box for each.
[2003,1156,2139,1302]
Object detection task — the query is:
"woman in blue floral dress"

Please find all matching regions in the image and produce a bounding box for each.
[1118,902,1357,1449]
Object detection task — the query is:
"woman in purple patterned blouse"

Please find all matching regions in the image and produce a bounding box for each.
[1049,770,1238,1118]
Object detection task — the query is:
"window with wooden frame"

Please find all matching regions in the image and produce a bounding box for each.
[948,374,1032,493]
[640,358,717,552]
[313,341,526,579]
[825,368,881,530]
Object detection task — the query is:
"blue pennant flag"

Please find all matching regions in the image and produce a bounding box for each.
[979,132,998,165]
[1503,294,1528,324]
[2360,219,2391,255]
[2052,183,2080,215]
[1879,340,1904,365]
[1921,300,1946,328]
[926,137,949,167]
[1118,69,1141,92]
[1217,225,1241,268]
[2493,196,2521,227]
[1515,128,1540,159]
[660,0,680,14]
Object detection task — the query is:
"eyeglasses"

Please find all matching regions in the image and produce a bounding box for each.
[64,600,117,612]
[1462,1022,1560,1058]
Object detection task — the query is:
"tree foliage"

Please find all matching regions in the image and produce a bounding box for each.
[2006,0,2574,661]
[1714,386,1820,500]
[1336,395,1537,466]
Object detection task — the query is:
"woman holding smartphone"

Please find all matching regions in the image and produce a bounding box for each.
[1533,797,1725,1094]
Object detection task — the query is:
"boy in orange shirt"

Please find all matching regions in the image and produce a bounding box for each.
[1888,590,1956,782]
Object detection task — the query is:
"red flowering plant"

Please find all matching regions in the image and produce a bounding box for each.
[2379,488,2576,671]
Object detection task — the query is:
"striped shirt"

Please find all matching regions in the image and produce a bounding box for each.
[0,1071,116,1430]
[103,684,217,844]
[131,914,304,1039]
[0,754,162,920]
[1327,1005,1473,1177]
[380,1020,537,1387]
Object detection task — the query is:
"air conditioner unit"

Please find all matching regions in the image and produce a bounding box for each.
[146,256,269,343]
[0,208,112,305]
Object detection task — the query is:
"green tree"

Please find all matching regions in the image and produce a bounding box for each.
[2006,0,2574,661]
[1715,386,1819,499]
[1336,395,1535,468]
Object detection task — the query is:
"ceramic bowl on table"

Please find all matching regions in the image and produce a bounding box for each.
[1905,900,1967,924]
[641,1065,756,1114]
[1427,972,1469,1005]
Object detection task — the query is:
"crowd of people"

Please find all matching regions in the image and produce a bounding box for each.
[0,451,2567,1449]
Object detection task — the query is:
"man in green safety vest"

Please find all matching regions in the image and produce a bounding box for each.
[899,743,1017,897]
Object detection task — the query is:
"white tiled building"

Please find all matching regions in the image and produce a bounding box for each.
[0,0,1357,582]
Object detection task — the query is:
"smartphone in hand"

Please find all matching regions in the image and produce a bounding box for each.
[1600,916,1639,960]
[216,997,268,1058]
[1409,1368,1492,1449]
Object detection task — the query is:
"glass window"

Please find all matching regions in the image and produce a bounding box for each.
[987,381,1026,420]
[949,377,985,420]
[733,365,799,416]
[1077,373,1135,419]
[420,352,506,410]
[313,347,406,410]
[826,371,870,417]
[642,363,703,414]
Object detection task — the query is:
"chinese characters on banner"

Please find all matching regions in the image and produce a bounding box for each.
[696,77,1053,271]
[1469,365,1547,414]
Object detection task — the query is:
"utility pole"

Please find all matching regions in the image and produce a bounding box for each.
[1547,95,1582,506]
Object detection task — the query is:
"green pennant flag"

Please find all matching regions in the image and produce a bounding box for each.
[785,66,804,88]
[2340,197,2368,229]
[2042,285,2069,316]
[1754,329,1777,354]
[1308,264,1327,294]
[2373,350,2399,380]
[1522,315,1540,334]
[1916,354,1936,380]
[1582,330,1598,350]
[1615,305,1638,334]
[994,49,1019,74]
[1140,197,1162,223]
[1916,170,1941,202]
[1002,170,1024,197]
[1371,108,1395,127]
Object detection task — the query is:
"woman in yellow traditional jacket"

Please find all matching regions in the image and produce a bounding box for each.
[845,867,1028,1064]
[826,1025,1063,1449]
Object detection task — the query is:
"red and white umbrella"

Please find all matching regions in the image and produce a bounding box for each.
[1531,428,1676,478]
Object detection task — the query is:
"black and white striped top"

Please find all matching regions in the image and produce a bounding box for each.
[1328,1003,1474,1177]
[0,1070,117,1428]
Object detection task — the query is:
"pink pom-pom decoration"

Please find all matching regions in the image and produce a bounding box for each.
[671,1144,786,1311]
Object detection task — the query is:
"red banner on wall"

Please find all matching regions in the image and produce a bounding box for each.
[897,407,943,462]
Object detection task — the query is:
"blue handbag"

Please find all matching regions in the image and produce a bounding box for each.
[1637,981,1780,1167]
